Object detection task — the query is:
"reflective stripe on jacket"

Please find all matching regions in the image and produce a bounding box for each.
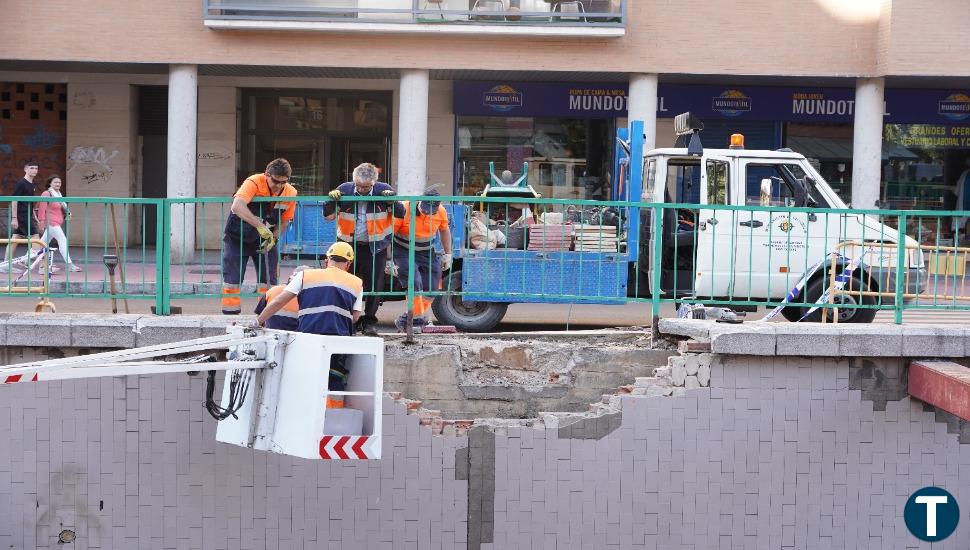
[392,201,447,251]
[329,182,394,246]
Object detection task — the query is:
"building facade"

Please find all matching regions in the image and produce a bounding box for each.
[1,0,968,249]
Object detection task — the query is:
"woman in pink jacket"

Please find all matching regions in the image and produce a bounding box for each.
[35,175,81,273]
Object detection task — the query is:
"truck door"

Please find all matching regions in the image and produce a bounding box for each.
[693,155,735,299]
[731,160,832,299]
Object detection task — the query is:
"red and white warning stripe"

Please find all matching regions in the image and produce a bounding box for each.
[3,373,39,384]
[318,435,375,460]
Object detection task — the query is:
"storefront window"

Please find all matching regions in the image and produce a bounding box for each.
[784,123,854,203]
[456,116,613,201]
[242,90,391,195]
[881,124,970,213]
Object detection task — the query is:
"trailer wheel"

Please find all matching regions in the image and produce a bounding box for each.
[780,275,877,324]
[431,271,508,332]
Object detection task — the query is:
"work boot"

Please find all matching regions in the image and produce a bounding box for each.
[394,313,408,333]
[359,322,378,337]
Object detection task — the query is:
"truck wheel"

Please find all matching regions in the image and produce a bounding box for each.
[780,275,877,324]
[431,271,508,332]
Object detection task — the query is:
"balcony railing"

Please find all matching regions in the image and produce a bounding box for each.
[203,0,625,34]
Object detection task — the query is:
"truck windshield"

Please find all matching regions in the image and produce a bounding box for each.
[744,162,831,208]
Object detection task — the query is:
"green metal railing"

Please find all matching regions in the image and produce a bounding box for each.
[3,194,970,328]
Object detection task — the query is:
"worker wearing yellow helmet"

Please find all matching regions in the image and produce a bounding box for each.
[257,241,363,336]
[257,241,365,408]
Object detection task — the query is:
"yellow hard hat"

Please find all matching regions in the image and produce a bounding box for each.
[326,241,355,262]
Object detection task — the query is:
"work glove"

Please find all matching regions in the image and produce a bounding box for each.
[381,190,395,197]
[384,260,399,277]
[440,253,453,271]
[257,224,274,241]
[258,233,276,254]
[328,189,342,201]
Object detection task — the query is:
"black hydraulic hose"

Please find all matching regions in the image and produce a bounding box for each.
[204,369,252,421]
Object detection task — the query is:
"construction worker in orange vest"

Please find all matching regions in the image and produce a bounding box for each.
[322,162,395,336]
[252,265,307,331]
[390,187,452,332]
[221,158,298,315]
[256,242,364,408]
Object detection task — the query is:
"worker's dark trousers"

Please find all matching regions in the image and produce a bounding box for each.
[392,244,441,294]
[220,236,279,314]
[350,241,387,328]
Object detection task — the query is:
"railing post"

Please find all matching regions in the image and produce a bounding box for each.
[894,214,906,325]
[405,197,417,343]
[155,199,171,316]
[650,204,662,332]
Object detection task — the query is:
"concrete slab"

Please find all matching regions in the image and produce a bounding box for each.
[709,324,776,356]
[900,326,966,358]
[837,325,903,357]
[658,319,712,341]
[5,313,71,346]
[134,316,204,347]
[70,313,140,349]
[774,324,841,357]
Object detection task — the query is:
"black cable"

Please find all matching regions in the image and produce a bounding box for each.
[204,369,253,421]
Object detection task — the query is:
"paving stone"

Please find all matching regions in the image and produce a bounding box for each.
[684,355,700,376]
[697,364,711,387]
[671,362,687,387]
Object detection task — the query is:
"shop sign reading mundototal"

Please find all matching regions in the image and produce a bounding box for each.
[453,82,970,125]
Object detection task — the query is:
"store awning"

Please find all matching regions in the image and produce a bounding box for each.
[786,135,920,162]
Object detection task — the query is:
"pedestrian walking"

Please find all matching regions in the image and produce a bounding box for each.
[35,175,82,274]
[256,241,364,408]
[2,160,41,273]
[390,187,452,331]
[323,162,395,336]
[220,158,298,315]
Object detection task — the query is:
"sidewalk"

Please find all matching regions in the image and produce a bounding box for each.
[0,246,318,296]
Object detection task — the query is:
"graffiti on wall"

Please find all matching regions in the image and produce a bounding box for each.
[72,91,96,109]
[23,125,59,150]
[68,146,120,185]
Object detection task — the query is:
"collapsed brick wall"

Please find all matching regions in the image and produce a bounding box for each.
[1,354,969,549]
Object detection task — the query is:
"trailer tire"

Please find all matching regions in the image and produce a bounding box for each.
[431,271,508,332]
[780,275,877,324]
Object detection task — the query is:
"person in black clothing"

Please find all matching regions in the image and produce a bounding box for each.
[3,160,41,272]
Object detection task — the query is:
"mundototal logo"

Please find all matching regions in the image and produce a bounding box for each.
[711,89,752,117]
[938,93,970,122]
[482,85,523,112]
[904,487,959,542]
